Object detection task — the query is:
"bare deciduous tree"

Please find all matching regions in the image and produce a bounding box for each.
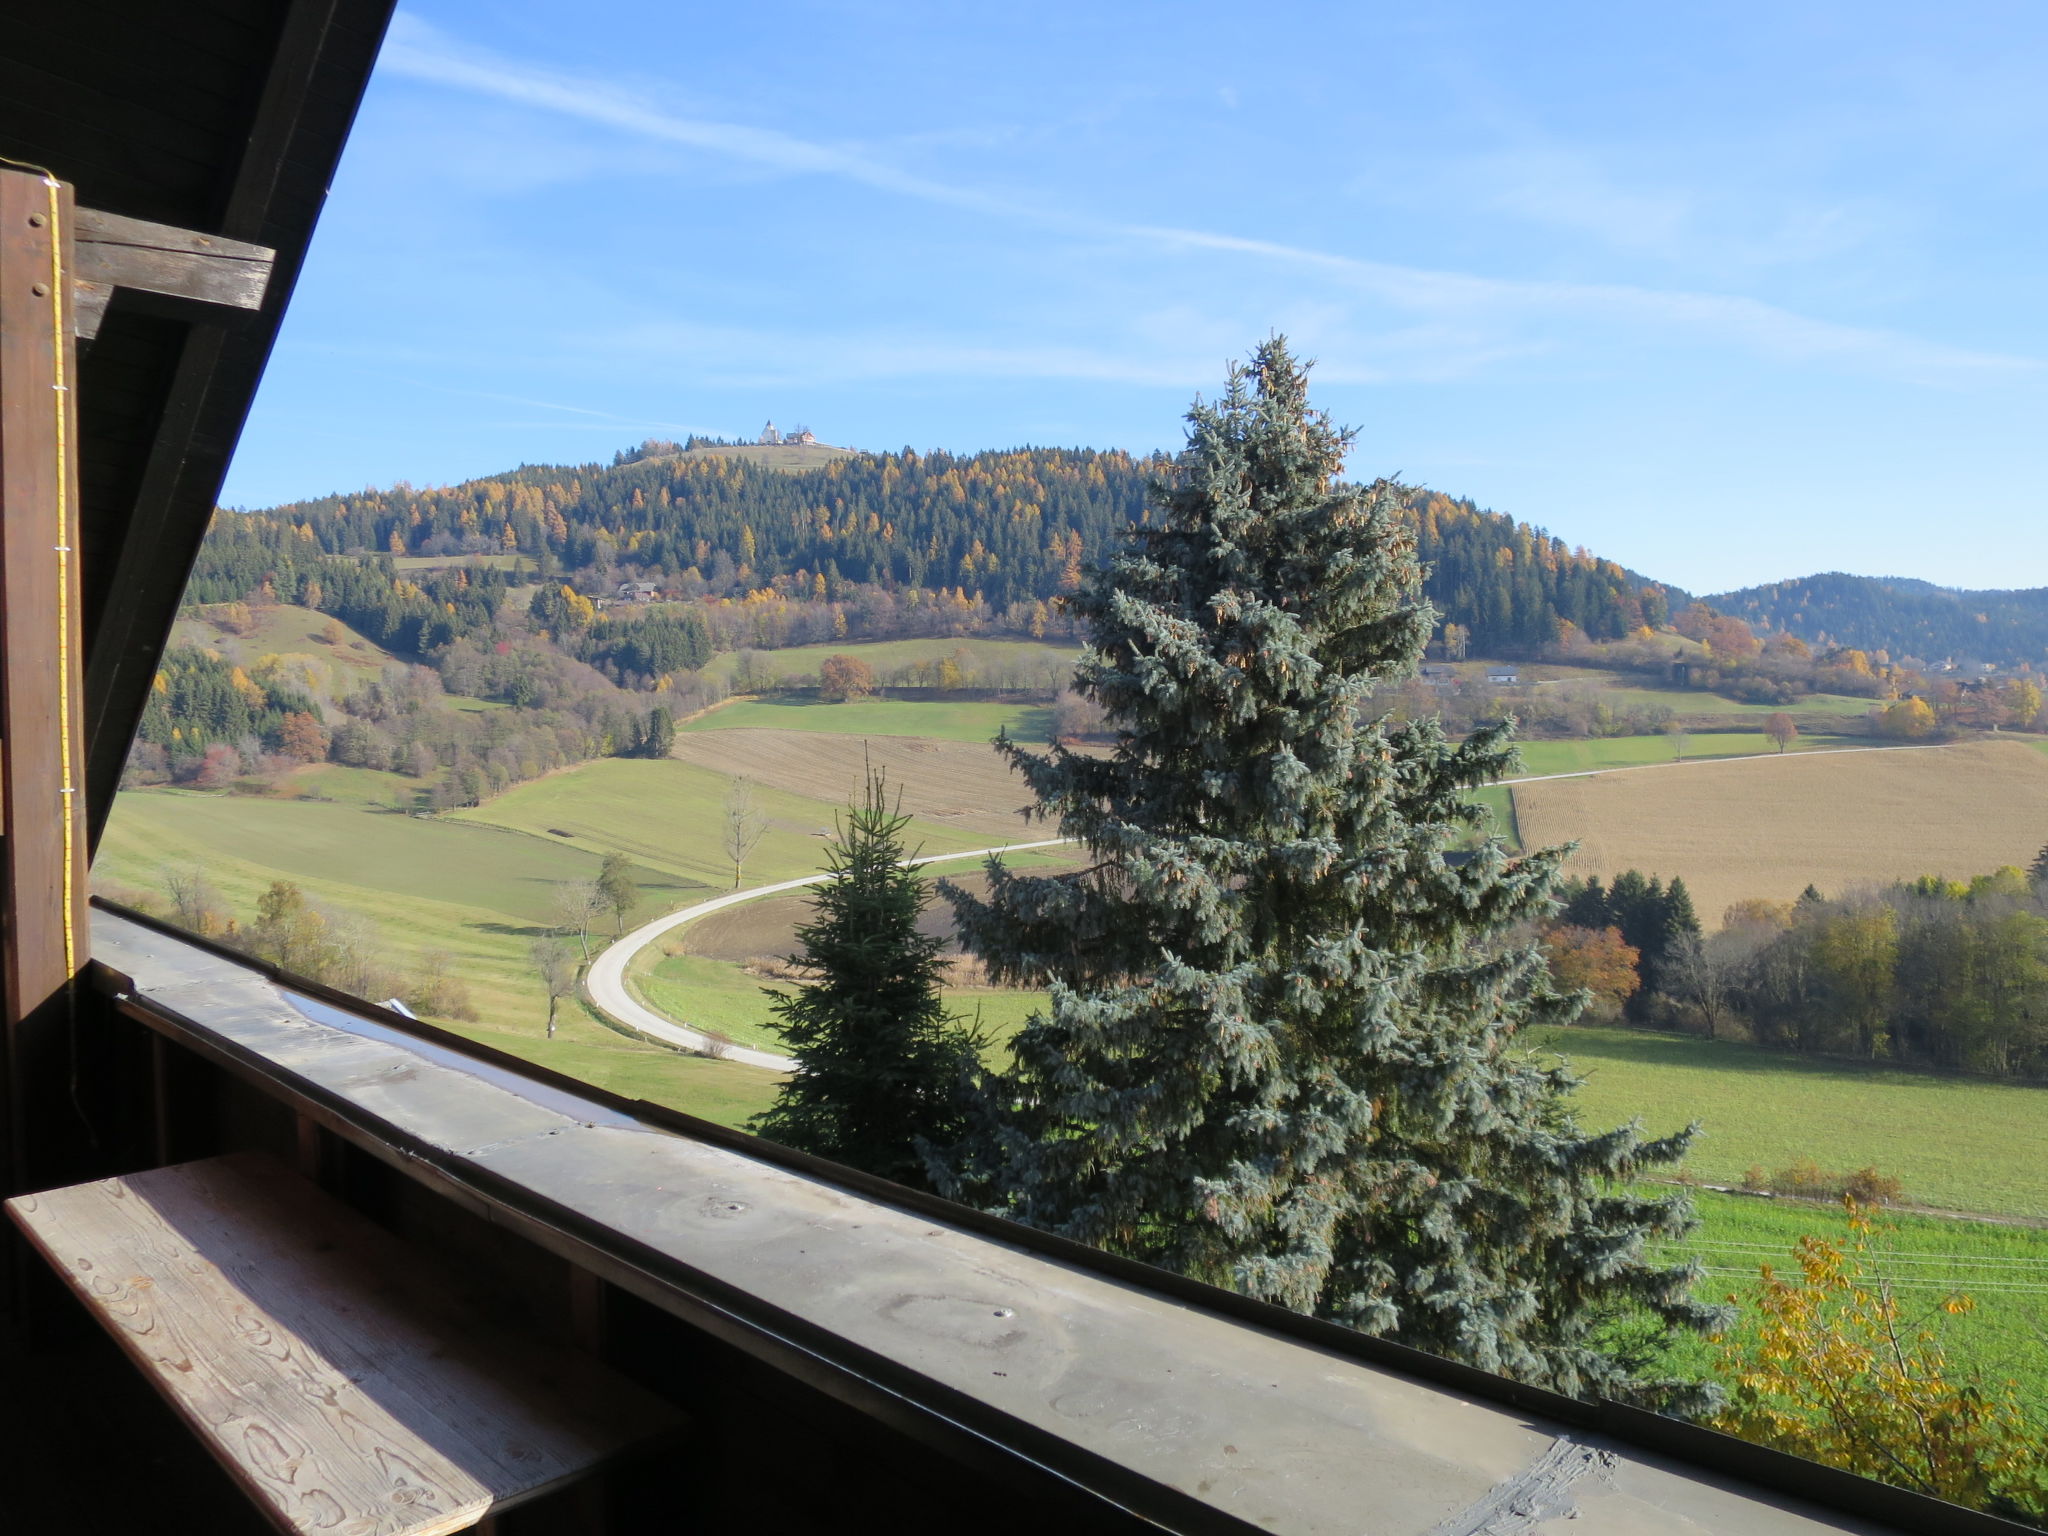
[1665,926,1774,1041]
[723,777,768,890]
[161,865,228,937]
[551,879,604,962]
[531,935,577,1038]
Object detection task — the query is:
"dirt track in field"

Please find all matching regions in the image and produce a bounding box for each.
[670,728,1060,841]
[1513,739,2048,925]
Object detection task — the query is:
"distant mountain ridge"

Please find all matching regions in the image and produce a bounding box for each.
[1705,572,2048,666]
[241,446,1679,656]
[228,440,2040,666]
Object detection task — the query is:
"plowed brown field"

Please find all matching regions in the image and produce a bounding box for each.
[1513,739,2048,924]
[670,727,1066,840]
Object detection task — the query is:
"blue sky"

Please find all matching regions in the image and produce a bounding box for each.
[227,0,2048,595]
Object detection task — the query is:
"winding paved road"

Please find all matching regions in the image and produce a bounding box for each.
[583,838,1073,1072]
[586,740,1965,1072]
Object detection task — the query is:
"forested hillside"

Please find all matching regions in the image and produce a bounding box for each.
[240,445,1676,654]
[1707,572,2048,666]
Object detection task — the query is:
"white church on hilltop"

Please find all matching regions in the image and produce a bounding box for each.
[758,420,819,446]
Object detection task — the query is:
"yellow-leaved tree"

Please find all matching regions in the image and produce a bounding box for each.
[1713,1202,2047,1520]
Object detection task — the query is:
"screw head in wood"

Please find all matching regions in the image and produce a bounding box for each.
[31,283,49,297]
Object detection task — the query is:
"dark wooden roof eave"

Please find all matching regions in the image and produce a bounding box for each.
[0,0,398,851]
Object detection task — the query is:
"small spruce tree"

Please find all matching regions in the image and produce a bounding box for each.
[1559,875,1609,930]
[938,339,1718,1407]
[1661,877,1701,953]
[752,771,983,1189]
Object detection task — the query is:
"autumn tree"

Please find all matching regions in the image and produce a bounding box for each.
[1809,904,1900,1058]
[750,772,982,1188]
[1879,697,1937,739]
[938,340,1717,1407]
[276,711,330,762]
[251,881,330,976]
[1763,712,1798,753]
[818,653,876,702]
[1714,1204,2047,1519]
[2003,677,2043,729]
[1540,926,1640,1015]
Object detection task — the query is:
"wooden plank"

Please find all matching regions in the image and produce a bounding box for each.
[73,207,273,314]
[6,1153,684,1536]
[0,168,92,1198]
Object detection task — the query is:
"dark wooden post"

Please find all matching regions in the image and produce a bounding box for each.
[0,167,92,1199]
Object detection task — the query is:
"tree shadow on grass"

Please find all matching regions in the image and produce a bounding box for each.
[1536,1025,1997,1092]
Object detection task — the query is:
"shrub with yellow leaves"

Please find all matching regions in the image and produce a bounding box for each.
[1712,1200,2047,1520]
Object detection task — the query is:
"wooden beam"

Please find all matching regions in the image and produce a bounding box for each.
[0,168,92,1197]
[71,206,273,335]
[79,0,398,852]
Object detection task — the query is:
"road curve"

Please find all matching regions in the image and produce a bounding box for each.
[583,838,1073,1072]
[590,740,1965,1071]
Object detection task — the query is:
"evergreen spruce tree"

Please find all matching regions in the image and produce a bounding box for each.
[1662,878,1701,952]
[642,705,677,759]
[1559,875,1609,931]
[939,340,1718,1406]
[752,772,983,1190]
[2030,843,2048,890]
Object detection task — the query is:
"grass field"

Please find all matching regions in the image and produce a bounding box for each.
[1524,668,1877,721]
[670,727,1063,842]
[669,442,858,471]
[629,921,2048,1223]
[1509,732,1865,777]
[169,603,396,687]
[391,553,526,571]
[1467,784,1518,847]
[1515,738,2048,921]
[684,695,1053,744]
[700,636,1080,688]
[454,755,995,889]
[1537,1023,2048,1219]
[631,947,1050,1058]
[103,790,692,923]
[1653,1191,2048,1411]
[96,781,810,1129]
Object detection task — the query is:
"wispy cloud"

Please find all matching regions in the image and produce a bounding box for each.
[380,16,2038,387]
[395,377,717,437]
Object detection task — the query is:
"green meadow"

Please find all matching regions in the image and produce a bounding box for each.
[684,695,1054,744]
[453,755,992,888]
[1652,1191,2048,1413]
[1509,732,1868,777]
[1539,1024,2048,1219]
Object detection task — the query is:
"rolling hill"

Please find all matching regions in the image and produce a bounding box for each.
[1706,571,2048,666]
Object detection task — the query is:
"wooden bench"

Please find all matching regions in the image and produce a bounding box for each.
[6,1152,685,1536]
